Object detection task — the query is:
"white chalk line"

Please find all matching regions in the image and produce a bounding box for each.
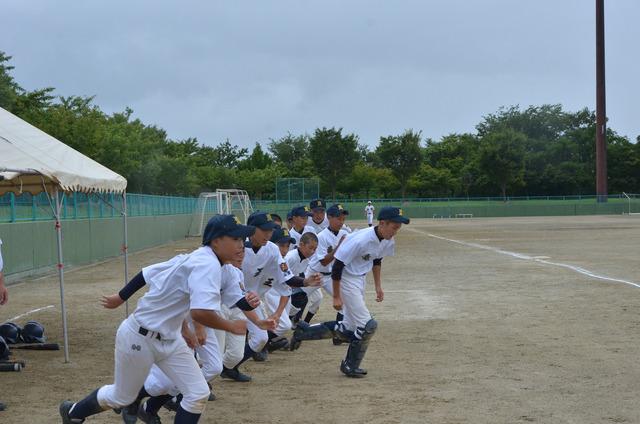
[413,229,640,289]
[4,305,55,323]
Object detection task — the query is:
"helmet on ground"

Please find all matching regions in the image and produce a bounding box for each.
[0,322,22,344]
[0,336,9,360]
[22,321,46,343]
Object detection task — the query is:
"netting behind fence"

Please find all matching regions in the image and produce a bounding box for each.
[275,178,319,203]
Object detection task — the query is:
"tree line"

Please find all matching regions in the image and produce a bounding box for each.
[1,51,639,200]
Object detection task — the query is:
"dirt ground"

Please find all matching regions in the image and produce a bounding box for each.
[2,215,640,423]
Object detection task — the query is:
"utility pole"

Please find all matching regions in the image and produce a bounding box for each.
[595,0,608,202]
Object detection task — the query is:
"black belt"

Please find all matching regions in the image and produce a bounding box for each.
[320,272,332,276]
[138,326,162,340]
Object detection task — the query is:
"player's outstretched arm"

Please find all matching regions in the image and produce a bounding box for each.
[242,310,277,331]
[101,271,147,309]
[268,296,289,322]
[181,320,199,349]
[331,259,345,311]
[373,259,384,302]
[191,309,247,335]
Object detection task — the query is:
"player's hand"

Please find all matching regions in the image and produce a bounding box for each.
[245,291,260,308]
[376,287,384,302]
[101,294,125,309]
[258,318,277,331]
[267,312,282,323]
[228,320,247,335]
[182,328,199,349]
[0,285,8,305]
[304,273,322,287]
[333,295,343,311]
[195,325,207,346]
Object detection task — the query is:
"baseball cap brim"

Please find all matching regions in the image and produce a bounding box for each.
[276,236,296,245]
[256,221,278,230]
[387,216,410,224]
[226,224,256,239]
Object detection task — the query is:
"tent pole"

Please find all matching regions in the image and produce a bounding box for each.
[55,188,70,363]
[123,192,130,317]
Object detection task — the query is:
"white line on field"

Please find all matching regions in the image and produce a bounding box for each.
[414,229,640,289]
[4,305,55,323]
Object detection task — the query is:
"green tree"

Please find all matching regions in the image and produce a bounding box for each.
[0,52,21,110]
[376,130,423,198]
[238,142,272,170]
[268,133,314,177]
[309,127,360,199]
[478,129,527,199]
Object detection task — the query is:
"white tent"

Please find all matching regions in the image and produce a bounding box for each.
[0,106,128,362]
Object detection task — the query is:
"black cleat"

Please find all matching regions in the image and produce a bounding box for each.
[162,397,179,412]
[137,402,162,423]
[220,366,252,382]
[340,360,367,378]
[266,336,289,352]
[207,391,216,401]
[252,349,268,361]
[121,402,139,423]
[60,401,84,423]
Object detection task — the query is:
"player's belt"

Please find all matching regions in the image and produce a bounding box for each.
[320,272,331,276]
[138,326,162,340]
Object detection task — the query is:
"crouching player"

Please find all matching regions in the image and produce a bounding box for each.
[290,207,409,378]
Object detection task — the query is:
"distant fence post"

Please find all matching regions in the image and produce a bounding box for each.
[32,195,37,221]
[9,192,16,222]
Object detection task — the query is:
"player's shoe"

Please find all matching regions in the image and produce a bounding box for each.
[266,336,289,352]
[120,402,139,423]
[137,402,162,424]
[0,402,5,411]
[208,392,216,401]
[332,336,344,345]
[59,401,85,423]
[220,366,252,382]
[162,395,181,412]
[252,348,268,361]
[340,360,367,378]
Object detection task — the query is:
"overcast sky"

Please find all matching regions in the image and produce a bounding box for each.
[2,1,638,149]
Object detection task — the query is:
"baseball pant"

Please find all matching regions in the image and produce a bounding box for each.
[144,326,221,398]
[338,273,372,339]
[261,291,292,336]
[215,306,246,369]
[97,315,210,414]
[367,214,374,226]
[302,270,342,314]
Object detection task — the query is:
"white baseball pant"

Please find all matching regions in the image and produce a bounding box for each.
[261,291,292,336]
[338,273,372,338]
[215,306,246,369]
[96,315,210,414]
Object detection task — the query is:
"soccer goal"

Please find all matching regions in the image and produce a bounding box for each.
[187,189,254,237]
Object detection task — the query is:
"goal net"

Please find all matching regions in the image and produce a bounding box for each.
[187,189,254,237]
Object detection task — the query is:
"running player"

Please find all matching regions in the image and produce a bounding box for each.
[306,199,328,233]
[299,204,350,325]
[290,207,409,378]
[60,215,253,424]
[289,206,315,249]
[285,232,319,328]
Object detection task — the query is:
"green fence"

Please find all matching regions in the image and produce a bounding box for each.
[254,194,640,219]
[0,192,217,223]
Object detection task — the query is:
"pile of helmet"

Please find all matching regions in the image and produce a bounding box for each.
[0,321,46,360]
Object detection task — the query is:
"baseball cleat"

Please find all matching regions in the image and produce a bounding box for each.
[59,400,84,423]
[121,402,139,423]
[207,391,216,401]
[137,402,162,424]
[252,349,268,361]
[220,366,252,382]
[340,361,367,378]
[266,336,289,352]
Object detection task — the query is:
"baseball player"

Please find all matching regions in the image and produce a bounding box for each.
[298,204,350,326]
[219,212,320,379]
[289,206,316,249]
[284,232,319,327]
[59,215,254,424]
[0,238,7,412]
[306,199,329,233]
[290,206,409,378]
[128,250,275,422]
[365,201,375,227]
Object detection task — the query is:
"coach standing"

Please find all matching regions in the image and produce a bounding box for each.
[0,238,8,411]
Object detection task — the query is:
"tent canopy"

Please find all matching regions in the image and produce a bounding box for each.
[0,106,127,195]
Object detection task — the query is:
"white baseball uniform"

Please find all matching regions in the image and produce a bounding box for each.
[289,225,315,250]
[303,227,349,314]
[334,227,395,338]
[284,247,316,319]
[215,265,249,370]
[365,205,375,226]
[95,246,221,414]
[144,263,246,397]
[306,215,329,233]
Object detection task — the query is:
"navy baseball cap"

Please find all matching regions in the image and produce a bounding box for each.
[202,214,256,245]
[247,211,278,230]
[327,203,349,217]
[286,211,293,220]
[310,199,326,210]
[377,206,410,224]
[270,226,296,245]
[271,213,283,223]
[291,205,312,217]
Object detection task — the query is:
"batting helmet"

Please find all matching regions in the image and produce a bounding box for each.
[0,336,9,360]
[21,321,46,343]
[0,322,22,344]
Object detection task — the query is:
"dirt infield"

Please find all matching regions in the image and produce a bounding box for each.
[2,215,640,423]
